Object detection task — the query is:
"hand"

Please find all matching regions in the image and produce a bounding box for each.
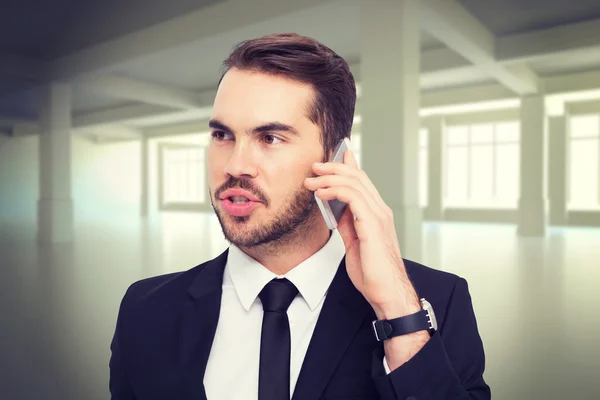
[304,148,421,319]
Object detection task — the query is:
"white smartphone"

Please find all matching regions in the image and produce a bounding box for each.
[315,137,351,230]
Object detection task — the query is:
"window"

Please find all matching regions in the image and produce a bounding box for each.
[568,115,600,210]
[419,128,428,208]
[445,122,520,208]
[159,144,206,209]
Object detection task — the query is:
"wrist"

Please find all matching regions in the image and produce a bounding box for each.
[372,293,421,320]
[383,330,430,370]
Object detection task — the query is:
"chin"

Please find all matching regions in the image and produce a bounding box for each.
[216,211,258,243]
[223,226,264,248]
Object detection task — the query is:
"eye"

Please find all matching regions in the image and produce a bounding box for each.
[210,131,232,141]
[262,134,283,145]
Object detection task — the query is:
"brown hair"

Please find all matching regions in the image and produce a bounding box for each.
[219,32,356,159]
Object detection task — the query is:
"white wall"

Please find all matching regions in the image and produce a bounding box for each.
[73,137,141,219]
[0,135,141,223]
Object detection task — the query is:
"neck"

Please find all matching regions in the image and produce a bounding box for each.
[240,217,332,276]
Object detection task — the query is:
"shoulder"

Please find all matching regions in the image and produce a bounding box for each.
[402,258,472,322]
[115,269,191,321]
[117,256,216,317]
[117,248,229,316]
[403,258,465,294]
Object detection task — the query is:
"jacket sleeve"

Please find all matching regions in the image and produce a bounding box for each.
[109,285,138,400]
[371,277,491,400]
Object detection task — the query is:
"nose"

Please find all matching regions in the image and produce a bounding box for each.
[223,141,258,178]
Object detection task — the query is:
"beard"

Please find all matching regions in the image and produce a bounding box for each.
[210,176,320,248]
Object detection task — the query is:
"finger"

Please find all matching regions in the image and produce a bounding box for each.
[344,150,390,214]
[311,161,390,220]
[305,175,380,215]
[344,147,359,169]
[336,206,358,247]
[315,186,382,242]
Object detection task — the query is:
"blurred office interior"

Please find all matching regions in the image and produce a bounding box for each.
[0,0,599,399]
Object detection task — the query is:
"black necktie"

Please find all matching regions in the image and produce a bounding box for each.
[258,278,299,400]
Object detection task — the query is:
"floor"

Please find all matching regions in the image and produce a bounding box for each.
[1,213,599,400]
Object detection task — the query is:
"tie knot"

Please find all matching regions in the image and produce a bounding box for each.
[258,278,299,313]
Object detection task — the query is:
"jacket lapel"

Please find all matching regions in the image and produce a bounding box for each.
[292,256,373,400]
[177,249,228,400]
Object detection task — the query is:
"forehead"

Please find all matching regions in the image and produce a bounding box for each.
[212,68,315,126]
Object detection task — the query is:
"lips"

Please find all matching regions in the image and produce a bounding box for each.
[219,189,261,203]
[218,188,263,217]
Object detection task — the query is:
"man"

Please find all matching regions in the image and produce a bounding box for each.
[109,33,491,400]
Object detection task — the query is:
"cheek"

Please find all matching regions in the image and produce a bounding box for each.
[264,149,317,172]
[271,166,312,196]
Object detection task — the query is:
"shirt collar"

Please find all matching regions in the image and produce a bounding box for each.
[225,230,346,312]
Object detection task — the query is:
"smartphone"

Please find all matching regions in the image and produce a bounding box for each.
[315,137,351,230]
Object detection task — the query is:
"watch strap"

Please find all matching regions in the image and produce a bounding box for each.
[372,309,431,341]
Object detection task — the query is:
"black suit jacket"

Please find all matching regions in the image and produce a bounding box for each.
[109,249,491,399]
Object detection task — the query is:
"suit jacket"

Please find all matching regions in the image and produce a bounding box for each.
[109,249,491,400]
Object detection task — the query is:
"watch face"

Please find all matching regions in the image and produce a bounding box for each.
[421,298,438,331]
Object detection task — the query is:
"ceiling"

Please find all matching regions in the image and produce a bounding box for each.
[0,0,224,60]
[459,0,600,36]
[2,0,600,139]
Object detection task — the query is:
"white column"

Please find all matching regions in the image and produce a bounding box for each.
[38,82,73,243]
[140,136,149,217]
[548,115,568,226]
[425,116,444,221]
[360,0,422,260]
[518,95,548,236]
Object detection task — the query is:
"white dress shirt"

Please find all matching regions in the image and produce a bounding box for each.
[203,230,390,400]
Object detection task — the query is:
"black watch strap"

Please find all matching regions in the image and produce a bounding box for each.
[372,310,431,341]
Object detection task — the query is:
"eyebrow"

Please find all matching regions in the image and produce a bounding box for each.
[208,118,299,136]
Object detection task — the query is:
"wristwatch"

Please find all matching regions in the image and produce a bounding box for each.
[372,298,438,341]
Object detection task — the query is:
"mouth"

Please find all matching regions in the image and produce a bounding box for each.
[219,189,261,203]
[218,189,263,217]
[229,196,255,204]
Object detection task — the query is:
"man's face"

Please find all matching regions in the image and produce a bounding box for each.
[207,68,326,248]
